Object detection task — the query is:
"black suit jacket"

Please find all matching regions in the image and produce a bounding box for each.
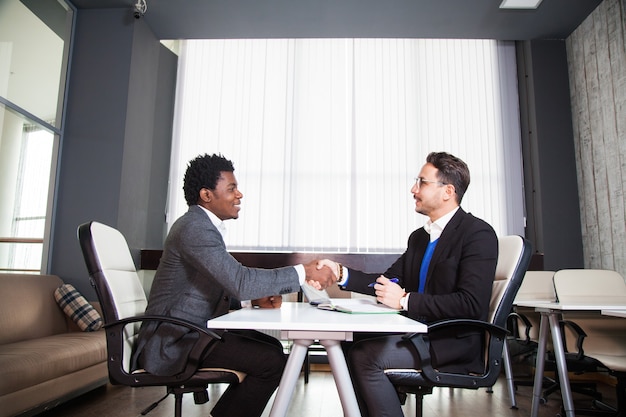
[343,208,498,373]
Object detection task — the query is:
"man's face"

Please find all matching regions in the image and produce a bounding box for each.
[410,163,448,219]
[205,171,243,220]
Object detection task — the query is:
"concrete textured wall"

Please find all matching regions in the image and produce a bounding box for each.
[567,0,626,277]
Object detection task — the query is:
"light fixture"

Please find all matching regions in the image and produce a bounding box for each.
[132,0,147,19]
[499,0,543,9]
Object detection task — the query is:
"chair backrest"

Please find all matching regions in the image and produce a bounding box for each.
[513,270,555,342]
[553,269,626,302]
[463,235,531,387]
[489,235,533,328]
[515,270,556,302]
[78,221,147,372]
[553,269,626,363]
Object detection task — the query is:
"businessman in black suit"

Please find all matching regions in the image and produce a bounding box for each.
[320,152,498,417]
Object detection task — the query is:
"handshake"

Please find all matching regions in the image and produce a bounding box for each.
[303,259,340,290]
[252,259,338,309]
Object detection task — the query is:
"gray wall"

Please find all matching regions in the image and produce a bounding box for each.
[518,40,585,271]
[49,9,176,297]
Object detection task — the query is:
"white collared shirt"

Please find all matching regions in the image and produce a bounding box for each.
[423,206,459,241]
[197,205,227,239]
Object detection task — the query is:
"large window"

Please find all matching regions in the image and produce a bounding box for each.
[168,38,524,252]
[0,0,73,272]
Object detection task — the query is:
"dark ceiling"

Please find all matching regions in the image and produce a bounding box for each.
[69,0,604,41]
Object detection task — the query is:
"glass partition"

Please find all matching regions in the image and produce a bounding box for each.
[0,0,69,125]
[0,0,73,272]
[0,104,55,272]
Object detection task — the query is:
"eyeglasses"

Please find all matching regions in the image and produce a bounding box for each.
[414,177,446,189]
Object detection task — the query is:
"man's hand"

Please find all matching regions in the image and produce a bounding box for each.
[317,259,339,278]
[303,260,336,289]
[372,275,405,309]
[252,295,283,309]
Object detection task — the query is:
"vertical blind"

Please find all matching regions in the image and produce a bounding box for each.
[167,38,525,252]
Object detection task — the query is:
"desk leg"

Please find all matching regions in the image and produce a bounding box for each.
[548,312,575,417]
[269,338,313,417]
[530,312,549,417]
[319,339,361,417]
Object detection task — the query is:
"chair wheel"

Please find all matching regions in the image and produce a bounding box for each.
[193,390,209,404]
[539,397,548,405]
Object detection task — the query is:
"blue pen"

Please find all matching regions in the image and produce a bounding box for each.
[368,277,399,287]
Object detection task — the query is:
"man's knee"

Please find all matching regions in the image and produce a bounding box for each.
[347,339,374,370]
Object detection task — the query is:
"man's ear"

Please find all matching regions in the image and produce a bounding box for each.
[199,187,212,204]
[443,184,456,201]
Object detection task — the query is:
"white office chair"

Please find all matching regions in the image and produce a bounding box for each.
[552,269,626,416]
[78,221,245,417]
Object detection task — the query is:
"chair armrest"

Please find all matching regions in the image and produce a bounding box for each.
[402,319,509,388]
[507,311,533,344]
[105,314,222,384]
[559,319,587,360]
[105,314,222,340]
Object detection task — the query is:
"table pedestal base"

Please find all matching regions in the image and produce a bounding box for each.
[269,333,361,417]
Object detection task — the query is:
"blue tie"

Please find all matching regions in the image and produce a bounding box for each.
[418,238,438,293]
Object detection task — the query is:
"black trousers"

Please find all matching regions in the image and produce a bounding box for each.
[347,334,422,417]
[201,329,286,417]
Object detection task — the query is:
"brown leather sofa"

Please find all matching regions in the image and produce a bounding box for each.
[0,274,108,417]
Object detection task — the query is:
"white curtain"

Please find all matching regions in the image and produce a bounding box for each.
[167,38,524,252]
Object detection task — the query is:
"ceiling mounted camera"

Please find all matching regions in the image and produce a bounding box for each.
[132,0,147,19]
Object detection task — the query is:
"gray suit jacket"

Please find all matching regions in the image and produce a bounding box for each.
[132,205,300,376]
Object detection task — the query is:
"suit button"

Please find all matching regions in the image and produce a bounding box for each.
[223,296,229,301]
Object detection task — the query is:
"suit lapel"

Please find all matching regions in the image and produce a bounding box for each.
[409,230,430,287]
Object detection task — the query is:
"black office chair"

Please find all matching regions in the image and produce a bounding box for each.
[385,235,532,417]
[78,221,245,417]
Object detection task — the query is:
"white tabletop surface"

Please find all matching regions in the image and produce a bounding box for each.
[516,297,626,311]
[601,309,626,318]
[207,301,427,333]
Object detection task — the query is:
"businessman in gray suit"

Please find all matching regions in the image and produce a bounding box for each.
[132,153,335,417]
[320,152,498,417]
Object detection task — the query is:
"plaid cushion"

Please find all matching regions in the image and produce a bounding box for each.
[54,284,103,332]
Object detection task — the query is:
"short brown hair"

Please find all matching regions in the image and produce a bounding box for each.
[426,152,470,204]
